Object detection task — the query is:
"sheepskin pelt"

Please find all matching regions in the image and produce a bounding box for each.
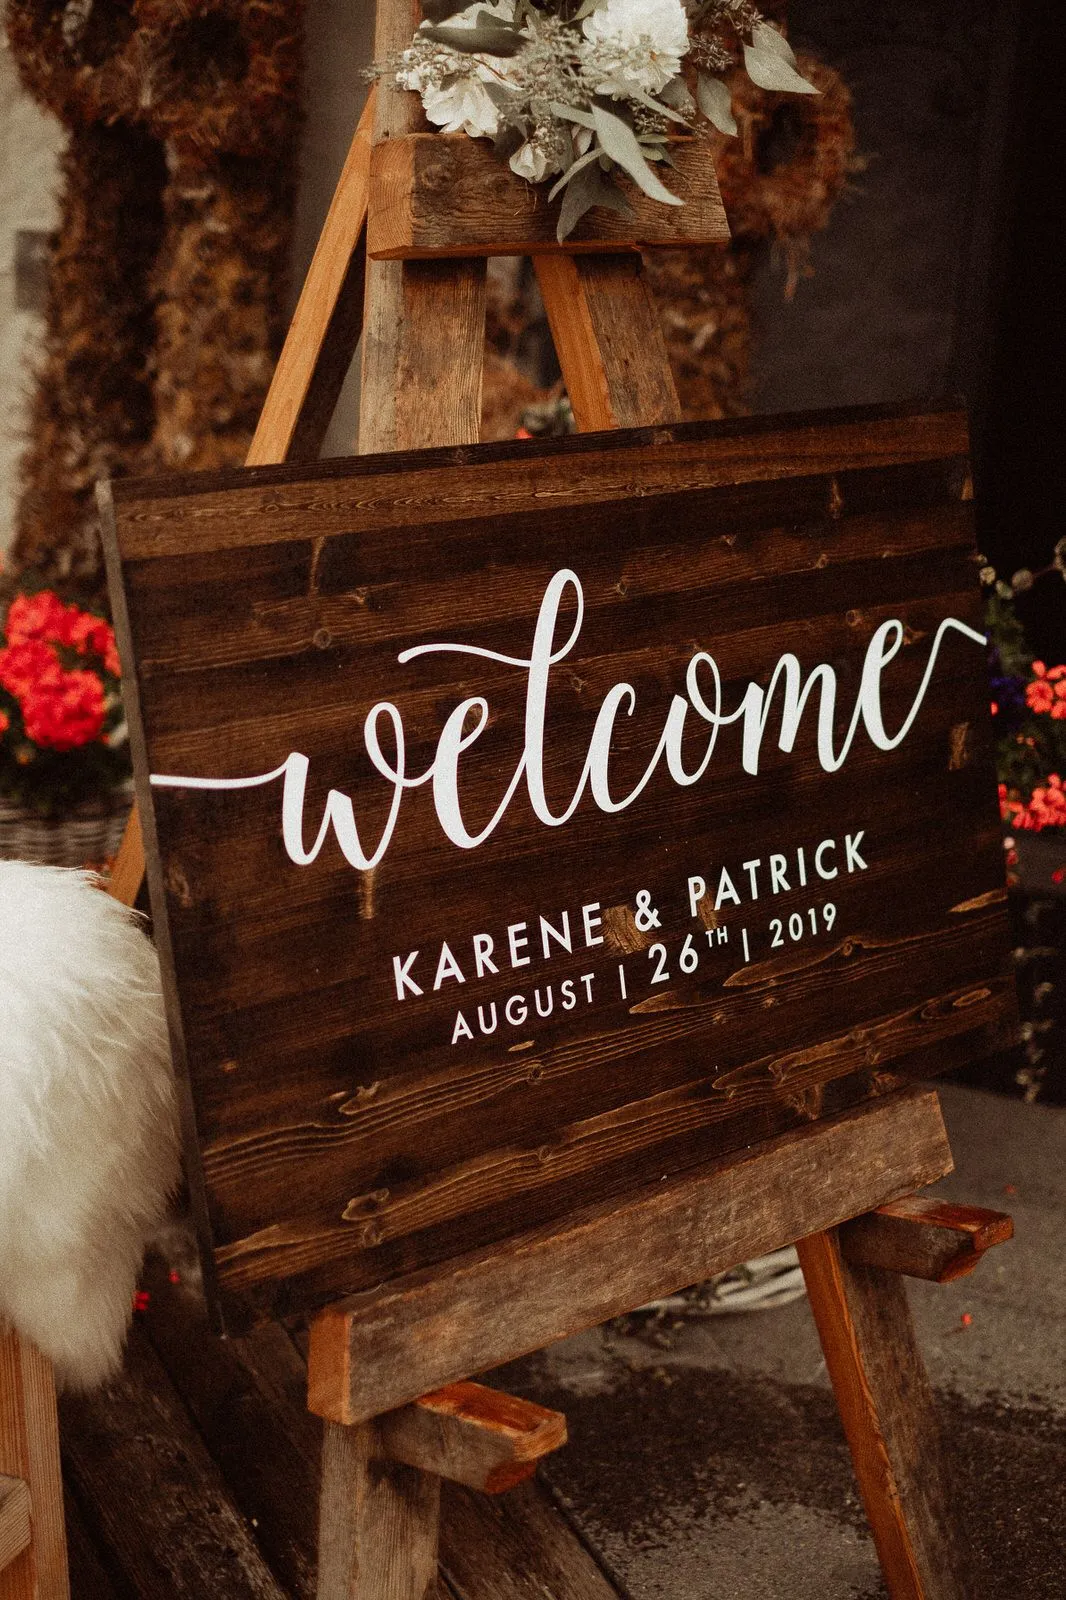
[0,862,179,1389]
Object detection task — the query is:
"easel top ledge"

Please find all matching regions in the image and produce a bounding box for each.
[105,398,969,508]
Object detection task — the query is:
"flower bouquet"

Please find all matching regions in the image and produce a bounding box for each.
[0,576,132,863]
[984,547,1066,842]
[385,0,817,239]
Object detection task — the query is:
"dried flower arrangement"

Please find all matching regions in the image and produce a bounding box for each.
[0,573,130,818]
[382,0,818,238]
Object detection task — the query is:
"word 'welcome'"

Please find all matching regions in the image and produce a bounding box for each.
[150,569,983,872]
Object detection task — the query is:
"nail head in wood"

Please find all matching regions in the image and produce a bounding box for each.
[841,1196,1014,1284]
[378,1382,567,1495]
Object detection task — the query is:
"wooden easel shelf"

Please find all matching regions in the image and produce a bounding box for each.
[367,132,731,259]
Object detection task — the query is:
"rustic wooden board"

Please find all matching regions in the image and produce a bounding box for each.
[368,133,730,259]
[100,403,1015,1331]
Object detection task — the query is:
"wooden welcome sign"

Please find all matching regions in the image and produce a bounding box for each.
[101,402,1014,1333]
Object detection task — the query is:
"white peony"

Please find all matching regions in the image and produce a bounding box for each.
[581,0,689,97]
[420,77,502,138]
[509,139,561,183]
[398,0,521,141]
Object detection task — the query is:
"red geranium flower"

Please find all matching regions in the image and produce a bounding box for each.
[20,669,107,752]
[64,611,121,677]
[0,638,63,698]
[4,591,73,647]
[1025,661,1066,719]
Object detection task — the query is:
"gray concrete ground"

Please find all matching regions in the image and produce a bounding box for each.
[496,1085,1066,1598]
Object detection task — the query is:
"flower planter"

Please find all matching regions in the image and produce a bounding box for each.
[0,784,134,868]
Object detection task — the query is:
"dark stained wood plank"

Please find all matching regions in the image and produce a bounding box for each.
[140,1258,323,1599]
[58,1329,287,1600]
[369,134,729,260]
[439,1481,623,1600]
[141,1260,605,1600]
[103,406,971,557]
[840,1196,1014,1283]
[63,1489,121,1600]
[306,1086,952,1424]
[797,1227,973,1600]
[101,405,1012,1329]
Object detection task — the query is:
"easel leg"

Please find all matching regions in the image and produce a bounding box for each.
[797,1229,968,1600]
[534,253,680,431]
[318,1421,440,1600]
[0,1327,69,1600]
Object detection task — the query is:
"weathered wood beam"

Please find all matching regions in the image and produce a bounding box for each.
[368,133,730,259]
[798,1228,971,1600]
[841,1196,1014,1284]
[140,1260,607,1600]
[360,7,486,454]
[59,1329,286,1600]
[318,1423,440,1600]
[534,253,681,429]
[0,1475,31,1578]
[379,1384,566,1495]
[308,1086,952,1425]
[0,1325,69,1600]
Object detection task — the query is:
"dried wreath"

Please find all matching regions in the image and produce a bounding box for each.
[382,0,817,239]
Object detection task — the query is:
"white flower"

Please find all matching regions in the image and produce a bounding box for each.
[581,0,689,97]
[399,0,522,140]
[509,140,561,183]
[421,78,501,138]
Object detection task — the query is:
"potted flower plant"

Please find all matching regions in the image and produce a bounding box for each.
[0,572,132,866]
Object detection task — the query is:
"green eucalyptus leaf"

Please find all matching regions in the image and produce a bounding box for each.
[549,100,597,129]
[661,75,696,115]
[548,147,600,202]
[556,159,634,242]
[482,80,523,107]
[697,73,737,135]
[750,22,798,67]
[742,41,819,94]
[421,21,526,55]
[591,104,684,205]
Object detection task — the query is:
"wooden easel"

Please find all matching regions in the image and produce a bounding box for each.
[91,8,1016,1598]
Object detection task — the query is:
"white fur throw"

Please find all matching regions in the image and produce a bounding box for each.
[0,862,179,1388]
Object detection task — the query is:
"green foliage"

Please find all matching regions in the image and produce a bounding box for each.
[383,0,818,240]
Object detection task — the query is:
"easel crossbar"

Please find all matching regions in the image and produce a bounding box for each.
[308,1085,952,1425]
